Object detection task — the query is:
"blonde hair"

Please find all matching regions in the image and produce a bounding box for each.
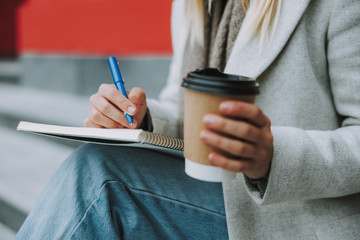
[185,0,282,47]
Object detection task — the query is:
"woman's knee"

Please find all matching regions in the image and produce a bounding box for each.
[63,144,183,190]
[61,144,112,178]
[64,144,140,182]
[71,143,108,160]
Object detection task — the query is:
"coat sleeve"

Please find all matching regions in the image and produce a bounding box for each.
[146,0,186,138]
[244,0,360,205]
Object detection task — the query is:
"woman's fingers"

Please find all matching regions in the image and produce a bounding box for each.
[208,152,253,172]
[87,107,123,129]
[89,93,136,128]
[203,114,261,143]
[128,87,147,107]
[200,101,274,178]
[208,150,270,179]
[200,129,257,158]
[98,84,137,116]
[85,84,148,129]
[128,87,148,127]
[83,118,103,128]
[219,101,267,127]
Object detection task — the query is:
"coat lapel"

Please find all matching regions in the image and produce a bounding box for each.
[224,0,311,78]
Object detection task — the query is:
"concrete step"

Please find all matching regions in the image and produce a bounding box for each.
[19,54,170,98]
[0,125,76,232]
[0,83,87,233]
[0,221,16,240]
[0,83,89,129]
[0,58,21,84]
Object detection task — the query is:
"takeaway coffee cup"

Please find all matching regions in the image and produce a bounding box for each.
[181,68,259,182]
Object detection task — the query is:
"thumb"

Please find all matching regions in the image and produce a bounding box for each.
[128,87,147,115]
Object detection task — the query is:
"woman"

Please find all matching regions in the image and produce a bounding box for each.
[16,0,360,239]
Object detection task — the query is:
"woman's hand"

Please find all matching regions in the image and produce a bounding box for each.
[200,101,273,179]
[84,84,147,129]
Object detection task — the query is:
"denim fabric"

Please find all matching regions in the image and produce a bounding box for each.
[15,144,228,240]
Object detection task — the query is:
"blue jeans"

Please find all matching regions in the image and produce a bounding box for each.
[15,144,228,239]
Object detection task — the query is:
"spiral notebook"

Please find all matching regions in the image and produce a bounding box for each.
[17,121,184,155]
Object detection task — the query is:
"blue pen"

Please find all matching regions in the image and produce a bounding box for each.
[108,56,133,125]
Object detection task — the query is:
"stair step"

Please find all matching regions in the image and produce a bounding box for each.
[19,54,170,98]
[0,83,89,129]
[0,59,21,77]
[0,221,16,240]
[0,126,76,231]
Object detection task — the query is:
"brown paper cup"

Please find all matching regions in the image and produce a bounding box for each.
[182,68,259,182]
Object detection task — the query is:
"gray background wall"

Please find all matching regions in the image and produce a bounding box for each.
[20,54,171,98]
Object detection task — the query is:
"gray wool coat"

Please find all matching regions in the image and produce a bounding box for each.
[147,0,360,239]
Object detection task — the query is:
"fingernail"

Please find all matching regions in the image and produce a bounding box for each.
[203,115,216,124]
[127,106,135,115]
[209,153,219,164]
[200,130,211,141]
[220,102,232,112]
[128,120,137,128]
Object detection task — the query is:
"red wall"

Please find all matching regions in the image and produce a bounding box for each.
[0,0,173,56]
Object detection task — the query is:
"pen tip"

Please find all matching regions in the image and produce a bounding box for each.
[125,113,133,126]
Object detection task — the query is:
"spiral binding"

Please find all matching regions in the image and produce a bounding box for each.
[140,132,184,151]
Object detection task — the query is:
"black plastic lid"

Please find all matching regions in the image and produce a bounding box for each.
[182,68,259,95]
